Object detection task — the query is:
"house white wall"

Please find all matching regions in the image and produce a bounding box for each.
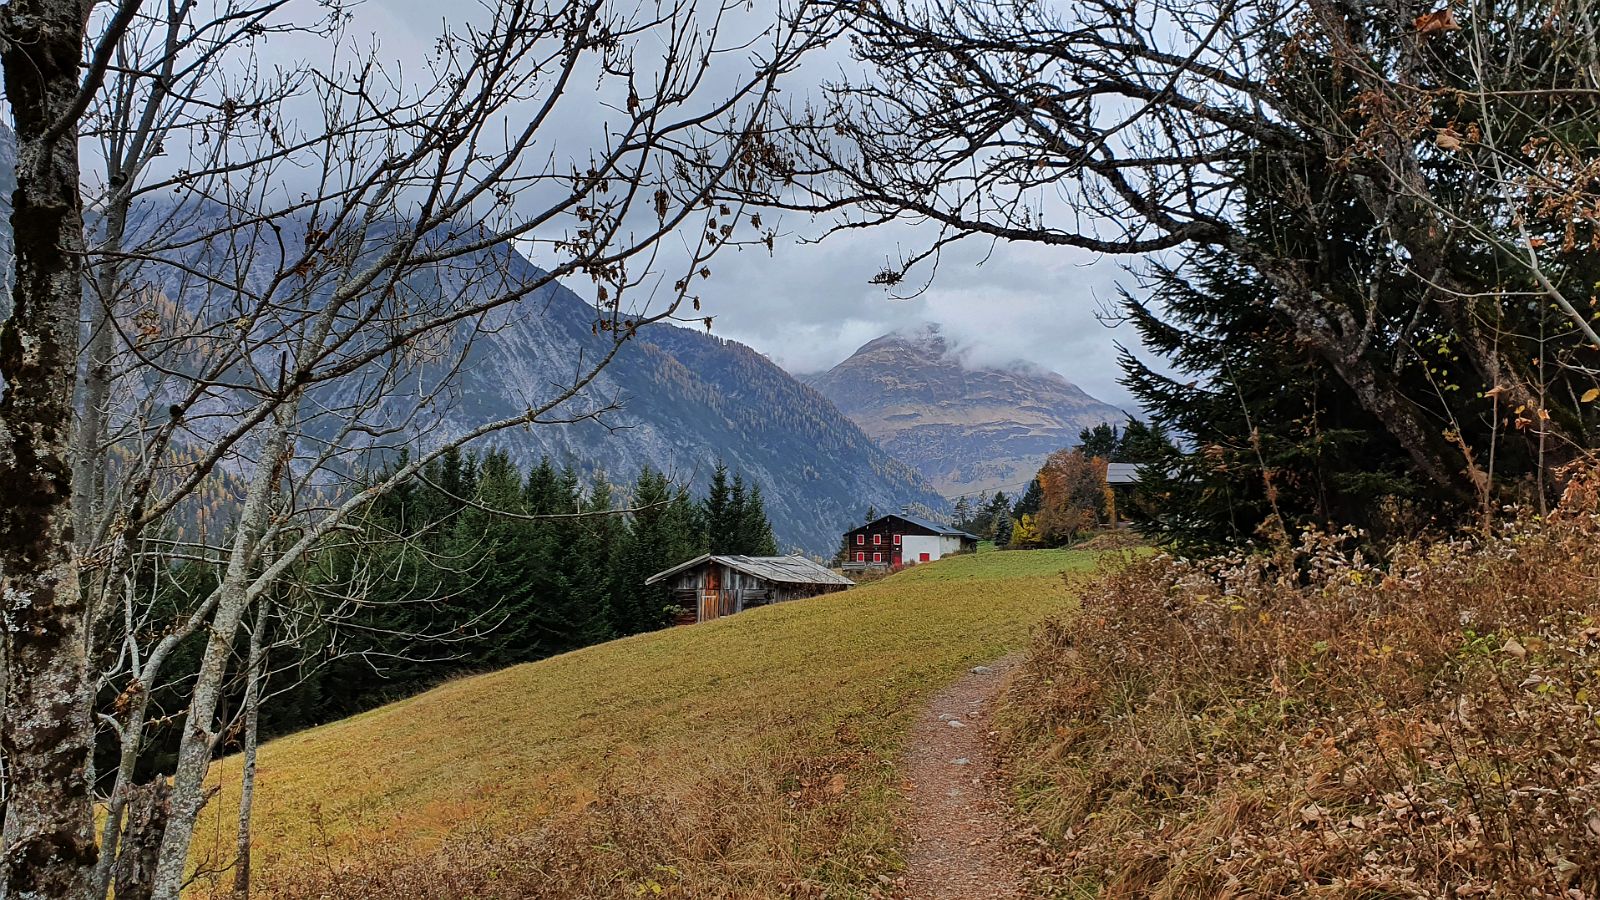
[938,535,965,557]
[902,534,945,563]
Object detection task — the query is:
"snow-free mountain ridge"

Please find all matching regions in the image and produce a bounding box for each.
[805,324,1126,497]
[0,121,943,554]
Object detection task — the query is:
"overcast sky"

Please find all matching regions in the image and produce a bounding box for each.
[343,0,1155,413]
[694,212,1145,411]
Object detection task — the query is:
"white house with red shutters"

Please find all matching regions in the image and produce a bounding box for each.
[839,513,979,570]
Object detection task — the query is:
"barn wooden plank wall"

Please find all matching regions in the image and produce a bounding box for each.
[648,555,853,623]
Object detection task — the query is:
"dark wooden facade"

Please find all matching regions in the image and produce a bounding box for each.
[645,554,853,623]
[841,514,935,569]
[840,513,979,570]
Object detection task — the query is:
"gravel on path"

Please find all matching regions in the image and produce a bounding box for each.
[898,656,1029,900]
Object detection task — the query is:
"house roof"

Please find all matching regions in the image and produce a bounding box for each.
[1106,462,1141,485]
[644,553,855,587]
[850,513,980,542]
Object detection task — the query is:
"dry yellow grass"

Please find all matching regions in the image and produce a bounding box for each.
[191,548,1104,897]
[999,477,1600,897]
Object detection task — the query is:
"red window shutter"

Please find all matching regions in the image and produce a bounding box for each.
[893,534,901,545]
[873,534,882,545]
[873,552,882,563]
[856,534,864,545]
[856,551,864,562]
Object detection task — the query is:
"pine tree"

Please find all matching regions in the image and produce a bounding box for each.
[703,462,736,553]
[1120,244,1432,552]
[1077,423,1118,460]
[740,483,778,555]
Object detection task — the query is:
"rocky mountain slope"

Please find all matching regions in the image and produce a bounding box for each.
[442,271,945,553]
[804,324,1126,497]
[0,127,943,552]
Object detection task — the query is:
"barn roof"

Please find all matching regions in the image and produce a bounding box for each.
[1106,462,1141,485]
[850,513,980,542]
[644,554,855,587]
[895,513,981,541]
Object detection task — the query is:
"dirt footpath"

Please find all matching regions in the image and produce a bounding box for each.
[898,656,1029,900]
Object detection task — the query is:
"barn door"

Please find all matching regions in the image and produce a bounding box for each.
[700,566,723,622]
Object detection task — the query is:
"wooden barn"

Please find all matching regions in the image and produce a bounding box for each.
[645,554,854,624]
[1105,462,1141,525]
[841,514,979,571]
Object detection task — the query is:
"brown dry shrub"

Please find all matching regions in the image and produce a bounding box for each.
[1001,470,1600,898]
[227,750,892,899]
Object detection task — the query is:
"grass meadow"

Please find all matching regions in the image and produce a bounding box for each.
[192,547,1110,898]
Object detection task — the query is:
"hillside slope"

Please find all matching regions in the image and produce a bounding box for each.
[194,549,1103,898]
[805,324,1126,498]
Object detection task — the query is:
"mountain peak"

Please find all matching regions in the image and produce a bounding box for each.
[862,322,1065,383]
[808,326,1125,497]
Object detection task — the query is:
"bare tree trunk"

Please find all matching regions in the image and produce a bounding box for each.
[232,608,269,899]
[72,213,125,555]
[92,676,150,900]
[111,780,170,900]
[0,1,99,897]
[150,407,291,900]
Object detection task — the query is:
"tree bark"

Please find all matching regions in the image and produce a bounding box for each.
[0,1,100,898]
[232,609,269,899]
[149,407,291,900]
[111,780,170,900]
[72,206,125,556]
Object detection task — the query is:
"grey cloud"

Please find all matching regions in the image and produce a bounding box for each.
[324,1,1166,415]
[698,219,1150,413]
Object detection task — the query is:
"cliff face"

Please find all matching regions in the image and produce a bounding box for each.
[805,324,1126,497]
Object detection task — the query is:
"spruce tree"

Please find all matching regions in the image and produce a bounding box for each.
[613,468,705,633]
[1114,420,1175,465]
[992,508,1013,547]
[567,472,618,645]
[952,496,974,532]
[1077,423,1118,459]
[703,461,735,553]
[1011,479,1043,521]
[727,473,749,552]
[463,449,534,665]
[612,469,667,634]
[506,459,585,658]
[740,483,779,555]
[436,445,468,512]
[1120,245,1431,552]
